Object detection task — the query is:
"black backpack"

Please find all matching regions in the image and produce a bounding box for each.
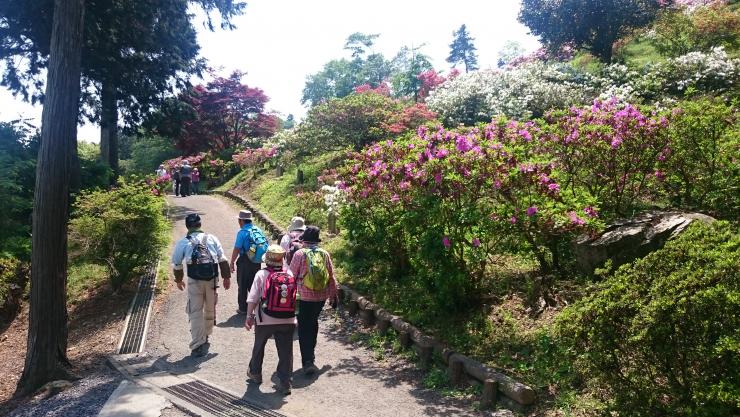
[186,234,218,280]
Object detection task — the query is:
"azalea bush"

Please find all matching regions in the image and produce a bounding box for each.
[427,62,597,125]
[658,98,740,218]
[557,220,740,417]
[232,146,278,169]
[539,98,671,217]
[69,180,168,289]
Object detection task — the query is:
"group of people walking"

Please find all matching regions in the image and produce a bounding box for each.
[157,160,201,197]
[170,210,336,395]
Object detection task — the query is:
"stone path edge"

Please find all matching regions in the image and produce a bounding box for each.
[211,189,536,411]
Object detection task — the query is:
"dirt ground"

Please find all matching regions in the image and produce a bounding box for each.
[0,283,136,414]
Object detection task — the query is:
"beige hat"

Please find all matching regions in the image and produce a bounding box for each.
[288,216,306,232]
[263,244,285,267]
[237,210,253,221]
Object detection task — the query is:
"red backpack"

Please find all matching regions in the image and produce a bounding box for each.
[260,270,297,319]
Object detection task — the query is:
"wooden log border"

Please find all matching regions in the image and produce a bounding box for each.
[212,190,536,410]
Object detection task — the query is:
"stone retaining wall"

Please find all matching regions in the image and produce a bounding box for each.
[212,189,536,411]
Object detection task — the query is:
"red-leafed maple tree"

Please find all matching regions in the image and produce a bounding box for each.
[156,71,278,154]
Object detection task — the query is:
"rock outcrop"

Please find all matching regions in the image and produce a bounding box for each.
[574,211,715,275]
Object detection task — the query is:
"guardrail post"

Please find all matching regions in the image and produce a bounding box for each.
[481,379,498,409]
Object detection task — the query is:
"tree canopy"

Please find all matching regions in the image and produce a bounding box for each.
[518,0,664,63]
[446,24,479,72]
[150,71,278,154]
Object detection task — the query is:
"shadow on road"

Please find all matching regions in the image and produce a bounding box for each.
[152,351,219,376]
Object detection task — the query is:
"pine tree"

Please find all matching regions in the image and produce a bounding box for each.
[446,24,479,73]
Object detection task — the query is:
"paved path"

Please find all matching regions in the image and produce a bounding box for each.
[146,194,483,417]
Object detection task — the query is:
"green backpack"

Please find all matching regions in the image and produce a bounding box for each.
[302,247,330,290]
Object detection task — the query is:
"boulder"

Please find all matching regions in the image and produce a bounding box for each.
[574,211,715,275]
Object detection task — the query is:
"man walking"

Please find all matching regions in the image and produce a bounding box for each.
[289,225,338,375]
[172,165,181,197]
[245,244,296,395]
[171,213,231,357]
[180,160,193,197]
[230,210,269,315]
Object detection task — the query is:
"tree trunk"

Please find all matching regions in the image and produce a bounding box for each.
[100,77,118,178]
[16,0,85,397]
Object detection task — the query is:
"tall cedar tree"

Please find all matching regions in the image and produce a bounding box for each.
[518,0,665,63]
[16,0,85,396]
[446,24,479,73]
[0,0,245,176]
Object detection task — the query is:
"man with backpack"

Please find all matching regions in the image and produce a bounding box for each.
[244,244,296,395]
[289,225,338,376]
[280,216,305,269]
[230,210,269,315]
[171,213,231,357]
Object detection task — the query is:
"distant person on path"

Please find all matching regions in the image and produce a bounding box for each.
[172,166,181,196]
[289,225,338,375]
[230,210,269,315]
[280,216,305,269]
[171,213,231,357]
[245,244,297,395]
[192,167,201,195]
[156,164,167,178]
[180,160,193,197]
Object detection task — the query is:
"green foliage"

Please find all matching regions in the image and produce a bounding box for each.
[298,91,436,154]
[69,180,168,289]
[658,98,740,218]
[77,141,111,190]
[557,221,740,417]
[519,0,664,62]
[120,134,179,176]
[446,24,479,73]
[650,4,740,58]
[66,262,109,305]
[0,256,29,322]
[0,122,37,260]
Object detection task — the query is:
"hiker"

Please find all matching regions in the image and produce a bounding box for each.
[289,225,338,375]
[180,160,193,197]
[280,216,305,269]
[245,244,296,395]
[172,166,181,196]
[230,210,269,315]
[171,213,231,357]
[156,164,167,178]
[192,167,201,195]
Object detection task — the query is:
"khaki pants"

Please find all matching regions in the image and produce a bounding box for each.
[187,277,217,350]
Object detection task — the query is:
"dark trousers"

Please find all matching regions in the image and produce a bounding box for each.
[174,179,181,196]
[181,176,192,196]
[249,324,295,385]
[297,300,324,367]
[236,257,261,312]
[192,181,200,194]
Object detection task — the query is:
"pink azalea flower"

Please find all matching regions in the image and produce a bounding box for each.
[584,206,598,218]
[434,172,443,184]
[568,211,585,225]
[442,236,451,249]
[391,194,400,203]
[526,206,538,216]
[472,238,481,248]
[548,183,560,193]
[509,216,517,224]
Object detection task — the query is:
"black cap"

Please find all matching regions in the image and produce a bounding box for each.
[185,213,201,229]
[300,225,321,243]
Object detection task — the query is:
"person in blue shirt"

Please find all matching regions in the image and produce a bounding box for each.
[229,210,269,315]
[171,213,231,357]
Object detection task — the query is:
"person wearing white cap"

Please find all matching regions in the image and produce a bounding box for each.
[245,244,296,395]
[230,210,269,314]
[280,216,306,268]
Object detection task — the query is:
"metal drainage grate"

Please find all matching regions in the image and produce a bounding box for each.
[118,265,157,354]
[163,380,287,417]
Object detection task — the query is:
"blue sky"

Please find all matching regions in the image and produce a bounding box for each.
[0,0,539,142]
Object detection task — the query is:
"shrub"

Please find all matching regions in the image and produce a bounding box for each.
[557,221,740,417]
[0,256,29,325]
[69,180,168,289]
[650,3,739,57]
[659,98,739,218]
[427,63,597,125]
